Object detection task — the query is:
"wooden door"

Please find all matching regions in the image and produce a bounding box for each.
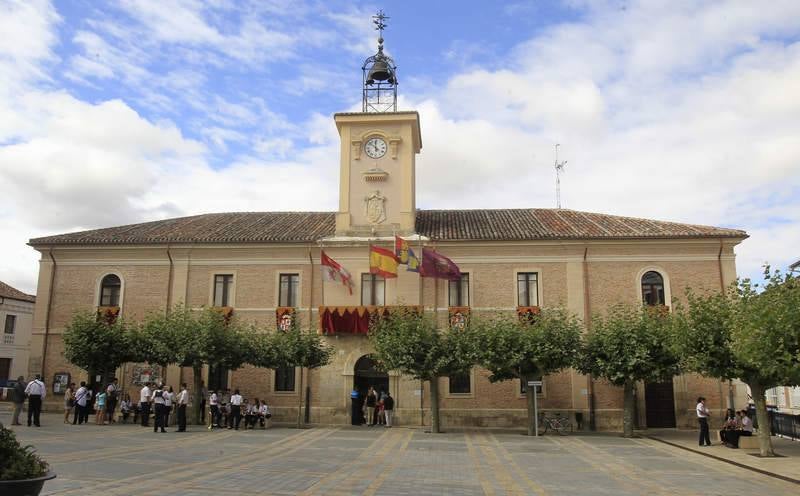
[645,380,676,428]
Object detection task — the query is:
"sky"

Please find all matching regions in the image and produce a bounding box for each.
[1,0,799,295]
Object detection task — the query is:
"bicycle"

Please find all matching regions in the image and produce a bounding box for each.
[538,413,573,435]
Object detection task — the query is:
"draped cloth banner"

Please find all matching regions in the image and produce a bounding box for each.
[319,306,422,335]
[321,250,354,294]
[276,307,295,331]
[420,248,461,281]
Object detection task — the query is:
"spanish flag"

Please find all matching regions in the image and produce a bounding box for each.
[395,236,420,273]
[369,245,399,278]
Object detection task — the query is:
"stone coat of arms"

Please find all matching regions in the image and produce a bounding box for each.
[364,190,387,224]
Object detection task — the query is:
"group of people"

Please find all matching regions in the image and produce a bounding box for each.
[61,378,122,426]
[696,397,754,448]
[351,386,394,427]
[137,382,189,432]
[8,374,46,427]
[207,388,271,430]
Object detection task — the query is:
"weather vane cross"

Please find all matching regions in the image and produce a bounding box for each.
[373,10,389,36]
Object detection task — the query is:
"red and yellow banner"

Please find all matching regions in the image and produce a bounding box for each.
[369,245,398,278]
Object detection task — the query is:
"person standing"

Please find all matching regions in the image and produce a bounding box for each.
[24,374,46,427]
[163,386,174,427]
[10,376,25,425]
[152,385,167,433]
[696,396,711,446]
[73,381,89,424]
[95,389,107,425]
[229,389,243,430]
[383,392,394,428]
[63,383,75,424]
[208,390,220,429]
[105,378,119,423]
[176,383,188,432]
[140,383,152,427]
[366,386,378,426]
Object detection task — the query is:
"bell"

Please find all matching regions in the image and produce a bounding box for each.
[367,59,392,83]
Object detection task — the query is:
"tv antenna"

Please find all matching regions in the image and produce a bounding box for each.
[554,144,567,209]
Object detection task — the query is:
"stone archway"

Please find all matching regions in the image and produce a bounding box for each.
[353,355,389,397]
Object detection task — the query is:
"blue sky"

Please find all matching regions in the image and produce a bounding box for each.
[1,0,799,294]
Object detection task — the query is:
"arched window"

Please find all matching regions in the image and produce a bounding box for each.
[99,274,121,307]
[641,271,665,306]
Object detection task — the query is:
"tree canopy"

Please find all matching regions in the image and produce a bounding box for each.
[579,303,681,437]
[63,310,135,383]
[675,268,800,456]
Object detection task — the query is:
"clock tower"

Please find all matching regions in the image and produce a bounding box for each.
[334,11,422,237]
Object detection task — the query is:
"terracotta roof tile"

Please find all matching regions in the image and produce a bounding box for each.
[0,281,35,303]
[28,209,746,246]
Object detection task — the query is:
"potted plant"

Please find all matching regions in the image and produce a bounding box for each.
[0,424,56,496]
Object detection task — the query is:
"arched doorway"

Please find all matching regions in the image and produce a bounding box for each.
[354,355,389,397]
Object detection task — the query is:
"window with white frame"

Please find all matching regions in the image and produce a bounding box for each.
[361,274,385,306]
[279,274,299,307]
[213,274,234,307]
[641,271,666,306]
[517,272,539,307]
[99,274,121,306]
[448,273,470,307]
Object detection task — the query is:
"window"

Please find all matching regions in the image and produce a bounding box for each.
[3,315,14,345]
[275,366,296,392]
[279,274,299,307]
[791,387,800,408]
[448,273,470,307]
[641,271,665,306]
[208,364,228,391]
[361,274,385,306]
[213,274,233,307]
[766,387,779,406]
[4,315,15,334]
[517,272,539,307]
[449,372,471,394]
[99,274,121,306]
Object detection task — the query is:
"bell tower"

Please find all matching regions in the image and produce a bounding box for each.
[334,11,421,237]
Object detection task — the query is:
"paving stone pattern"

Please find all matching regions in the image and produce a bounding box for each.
[6,415,797,495]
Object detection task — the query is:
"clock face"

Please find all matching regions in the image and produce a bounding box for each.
[364,137,387,159]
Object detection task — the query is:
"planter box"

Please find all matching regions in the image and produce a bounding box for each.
[0,472,56,496]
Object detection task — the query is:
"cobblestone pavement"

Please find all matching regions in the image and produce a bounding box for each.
[6,415,798,495]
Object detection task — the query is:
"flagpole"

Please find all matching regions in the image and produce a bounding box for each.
[418,233,424,313]
[319,244,325,316]
[308,245,314,326]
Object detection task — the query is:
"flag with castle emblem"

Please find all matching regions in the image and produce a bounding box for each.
[419,248,461,281]
[395,236,420,273]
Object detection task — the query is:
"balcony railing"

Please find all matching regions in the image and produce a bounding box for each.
[318,305,422,335]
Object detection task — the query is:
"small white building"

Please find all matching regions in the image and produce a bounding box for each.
[0,281,35,386]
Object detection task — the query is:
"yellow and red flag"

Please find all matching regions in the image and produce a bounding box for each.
[395,236,420,272]
[369,245,399,278]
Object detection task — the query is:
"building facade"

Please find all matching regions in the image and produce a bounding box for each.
[25,28,750,430]
[0,281,35,386]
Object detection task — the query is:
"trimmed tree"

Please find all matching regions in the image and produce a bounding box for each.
[579,304,681,438]
[63,310,134,388]
[369,309,476,433]
[270,322,334,428]
[676,268,800,456]
[474,308,582,436]
[133,306,253,425]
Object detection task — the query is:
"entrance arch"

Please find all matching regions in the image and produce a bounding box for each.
[354,355,389,397]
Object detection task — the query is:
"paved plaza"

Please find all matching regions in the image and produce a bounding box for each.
[5,414,799,495]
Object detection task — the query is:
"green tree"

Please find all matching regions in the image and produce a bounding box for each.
[369,310,476,433]
[133,306,253,425]
[474,308,582,436]
[63,310,134,387]
[579,304,681,438]
[676,268,800,456]
[270,321,334,428]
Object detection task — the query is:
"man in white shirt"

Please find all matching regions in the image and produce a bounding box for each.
[140,383,152,427]
[696,396,711,446]
[176,383,188,432]
[73,381,89,425]
[24,374,46,427]
[259,402,270,429]
[229,389,243,430]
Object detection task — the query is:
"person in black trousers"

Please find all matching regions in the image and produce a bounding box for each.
[697,396,711,446]
[152,385,167,433]
[24,374,46,427]
[177,383,188,432]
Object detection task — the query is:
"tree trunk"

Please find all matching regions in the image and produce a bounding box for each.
[296,367,305,429]
[525,375,536,436]
[192,364,202,425]
[430,377,441,433]
[622,381,635,438]
[749,381,775,457]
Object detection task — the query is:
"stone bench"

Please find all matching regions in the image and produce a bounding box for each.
[716,430,760,449]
